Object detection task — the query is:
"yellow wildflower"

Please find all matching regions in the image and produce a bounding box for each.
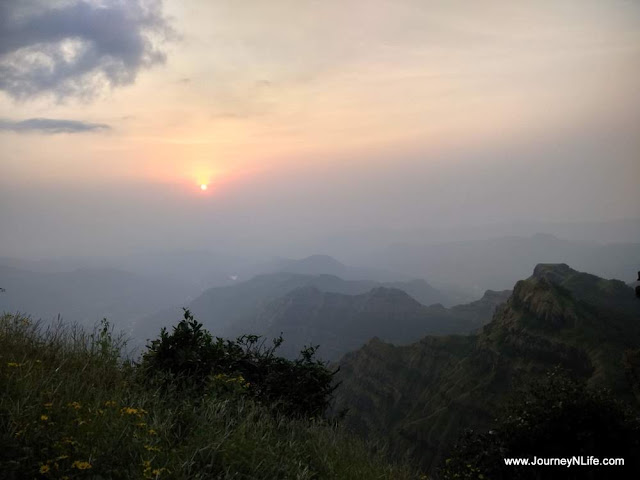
[71,460,92,470]
[6,362,21,367]
[40,414,49,421]
[121,407,140,415]
[39,465,50,474]
[148,429,157,436]
[104,400,117,407]
[152,468,167,476]
[136,421,147,428]
[67,402,82,410]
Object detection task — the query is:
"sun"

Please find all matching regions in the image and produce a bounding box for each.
[200,184,208,191]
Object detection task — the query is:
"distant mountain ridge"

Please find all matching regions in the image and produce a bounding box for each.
[363,233,640,293]
[333,264,640,472]
[255,254,418,285]
[136,272,507,359]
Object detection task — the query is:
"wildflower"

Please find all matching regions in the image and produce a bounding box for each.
[97,408,104,415]
[152,468,167,476]
[148,429,157,436]
[142,460,152,468]
[136,422,148,428]
[104,401,117,407]
[40,464,51,474]
[71,460,92,470]
[67,402,82,410]
[6,362,21,367]
[121,407,140,415]
[40,414,49,421]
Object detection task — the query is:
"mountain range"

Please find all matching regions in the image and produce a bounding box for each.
[136,272,509,360]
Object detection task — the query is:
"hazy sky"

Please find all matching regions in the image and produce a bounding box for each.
[1,0,639,258]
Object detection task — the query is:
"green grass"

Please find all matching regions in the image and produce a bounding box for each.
[0,313,421,479]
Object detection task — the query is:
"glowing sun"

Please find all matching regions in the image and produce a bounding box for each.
[200,184,208,191]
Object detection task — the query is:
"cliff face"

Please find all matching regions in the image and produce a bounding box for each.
[449,289,511,326]
[334,264,640,472]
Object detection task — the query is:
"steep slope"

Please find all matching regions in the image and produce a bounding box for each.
[134,272,454,343]
[333,264,640,472]
[449,289,511,326]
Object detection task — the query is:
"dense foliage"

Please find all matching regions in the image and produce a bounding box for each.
[439,368,640,480]
[141,309,338,418]
[0,313,417,479]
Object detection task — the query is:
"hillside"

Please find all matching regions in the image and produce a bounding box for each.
[333,264,640,472]
[134,272,456,345]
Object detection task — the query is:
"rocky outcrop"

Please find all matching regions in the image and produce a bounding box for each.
[334,264,640,472]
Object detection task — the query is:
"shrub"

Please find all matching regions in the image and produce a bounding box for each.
[141,309,338,418]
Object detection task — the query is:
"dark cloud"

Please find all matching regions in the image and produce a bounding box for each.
[0,117,110,133]
[0,0,171,100]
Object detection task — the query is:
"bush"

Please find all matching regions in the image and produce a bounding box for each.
[141,309,339,418]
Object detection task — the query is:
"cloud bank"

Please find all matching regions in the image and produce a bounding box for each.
[0,0,171,100]
[0,118,110,133]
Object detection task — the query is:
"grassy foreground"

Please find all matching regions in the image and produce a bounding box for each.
[0,313,419,479]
